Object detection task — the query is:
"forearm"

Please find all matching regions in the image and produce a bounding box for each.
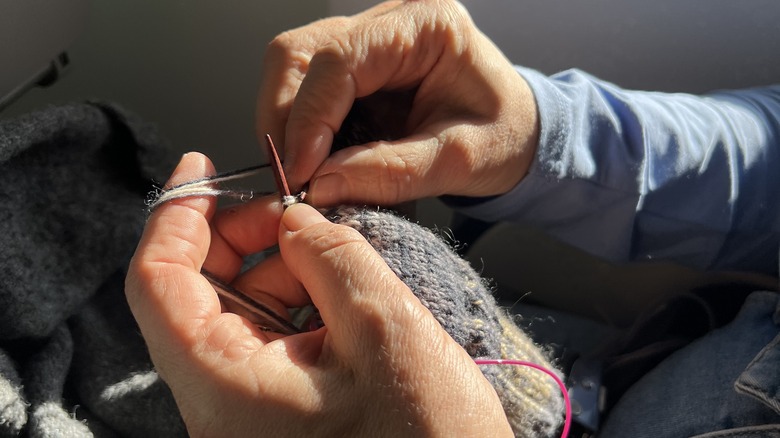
[457,67,780,274]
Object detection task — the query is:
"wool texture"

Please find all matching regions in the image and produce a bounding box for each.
[328,207,565,437]
[0,349,26,435]
[0,102,186,437]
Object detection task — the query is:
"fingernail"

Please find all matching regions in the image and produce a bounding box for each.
[282,203,327,232]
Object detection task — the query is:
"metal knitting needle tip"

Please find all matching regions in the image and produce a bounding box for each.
[264,134,291,199]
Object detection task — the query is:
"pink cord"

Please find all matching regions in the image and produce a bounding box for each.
[474,359,571,438]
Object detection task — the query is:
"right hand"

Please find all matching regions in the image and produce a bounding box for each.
[257,0,540,206]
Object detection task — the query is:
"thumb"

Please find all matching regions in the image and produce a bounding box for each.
[126,152,221,361]
[278,203,431,358]
[306,133,446,206]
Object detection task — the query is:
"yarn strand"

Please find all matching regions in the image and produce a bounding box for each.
[146,163,272,210]
[147,161,302,335]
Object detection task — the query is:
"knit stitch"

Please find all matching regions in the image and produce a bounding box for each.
[328,207,565,437]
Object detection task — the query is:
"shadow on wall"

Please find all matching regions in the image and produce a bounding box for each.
[331,0,779,92]
[4,0,328,175]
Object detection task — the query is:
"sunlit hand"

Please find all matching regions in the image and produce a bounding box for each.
[125,153,512,437]
[257,0,539,206]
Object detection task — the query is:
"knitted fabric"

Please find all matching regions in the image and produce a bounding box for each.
[328,207,565,437]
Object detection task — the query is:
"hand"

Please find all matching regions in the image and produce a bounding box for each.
[258,0,539,206]
[125,153,512,437]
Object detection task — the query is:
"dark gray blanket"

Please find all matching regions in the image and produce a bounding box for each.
[0,102,186,437]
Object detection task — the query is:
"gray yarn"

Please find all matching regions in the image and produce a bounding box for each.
[329,206,502,356]
[329,207,565,437]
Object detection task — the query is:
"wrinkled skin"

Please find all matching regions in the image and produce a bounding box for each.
[125,153,512,437]
[257,0,539,206]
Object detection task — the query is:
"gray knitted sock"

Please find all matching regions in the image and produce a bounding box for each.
[328,207,565,438]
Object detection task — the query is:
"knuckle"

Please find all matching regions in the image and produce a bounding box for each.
[310,40,349,70]
[265,34,292,67]
[419,0,475,48]
[265,33,311,73]
[374,144,416,202]
[267,30,295,53]
[317,226,368,258]
[435,0,473,23]
[294,221,368,260]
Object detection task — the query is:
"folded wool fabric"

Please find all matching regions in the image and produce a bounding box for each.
[0,102,186,437]
[328,207,565,437]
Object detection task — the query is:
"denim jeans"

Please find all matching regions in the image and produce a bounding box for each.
[599,291,780,437]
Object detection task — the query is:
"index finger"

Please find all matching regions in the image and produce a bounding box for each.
[263,1,445,190]
[256,1,404,169]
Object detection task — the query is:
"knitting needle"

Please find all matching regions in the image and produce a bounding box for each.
[264,134,290,196]
[200,137,304,334]
[202,135,306,334]
[263,134,319,329]
[264,133,306,207]
[202,269,301,335]
[196,154,303,335]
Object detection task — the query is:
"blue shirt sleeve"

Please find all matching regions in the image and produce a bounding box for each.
[454,67,780,276]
